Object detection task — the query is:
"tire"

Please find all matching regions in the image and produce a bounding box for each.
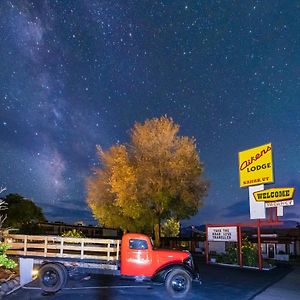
[39,263,67,293]
[165,268,192,298]
[57,263,68,288]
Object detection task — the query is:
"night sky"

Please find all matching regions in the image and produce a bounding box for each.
[1,1,299,227]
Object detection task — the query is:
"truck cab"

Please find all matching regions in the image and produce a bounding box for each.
[121,233,199,297]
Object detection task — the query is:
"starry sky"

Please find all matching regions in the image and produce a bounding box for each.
[1,1,300,227]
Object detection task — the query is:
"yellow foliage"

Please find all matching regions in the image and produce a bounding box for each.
[86,116,208,240]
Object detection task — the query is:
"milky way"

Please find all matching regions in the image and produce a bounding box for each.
[1,1,300,225]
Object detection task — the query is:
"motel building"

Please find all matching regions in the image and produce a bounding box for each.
[252,227,300,260]
[198,225,300,262]
[163,224,300,262]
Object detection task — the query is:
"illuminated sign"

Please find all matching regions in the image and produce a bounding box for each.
[253,187,295,202]
[265,200,294,208]
[238,143,273,187]
[207,226,237,242]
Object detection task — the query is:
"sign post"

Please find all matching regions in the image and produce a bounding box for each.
[206,224,239,265]
[257,220,262,270]
[239,143,295,270]
[238,226,242,268]
[239,143,272,270]
[248,185,265,219]
[205,143,295,270]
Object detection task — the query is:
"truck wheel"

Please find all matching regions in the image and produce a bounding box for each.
[165,269,192,298]
[58,263,68,287]
[39,263,67,293]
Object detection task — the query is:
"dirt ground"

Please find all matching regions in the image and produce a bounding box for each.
[0,267,18,283]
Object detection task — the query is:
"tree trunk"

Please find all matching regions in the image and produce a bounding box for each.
[154,222,160,247]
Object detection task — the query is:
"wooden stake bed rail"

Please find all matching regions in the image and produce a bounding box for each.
[5,234,121,262]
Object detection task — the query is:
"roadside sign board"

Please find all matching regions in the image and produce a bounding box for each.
[253,187,295,202]
[249,184,266,219]
[265,200,294,208]
[207,226,238,242]
[239,143,273,187]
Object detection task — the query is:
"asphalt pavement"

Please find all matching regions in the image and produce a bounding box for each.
[5,263,299,300]
[252,265,300,300]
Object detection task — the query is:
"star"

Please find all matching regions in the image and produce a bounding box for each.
[0,0,299,225]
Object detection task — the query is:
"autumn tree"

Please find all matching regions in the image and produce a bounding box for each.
[87,145,153,233]
[86,116,208,245]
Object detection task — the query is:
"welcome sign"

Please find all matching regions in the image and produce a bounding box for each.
[239,143,274,187]
[253,187,295,202]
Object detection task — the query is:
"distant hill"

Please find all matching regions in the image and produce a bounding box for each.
[264,220,299,229]
[180,225,205,237]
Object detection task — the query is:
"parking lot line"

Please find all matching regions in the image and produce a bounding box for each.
[22,285,151,290]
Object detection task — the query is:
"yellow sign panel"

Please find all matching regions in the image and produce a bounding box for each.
[239,143,273,187]
[253,187,295,202]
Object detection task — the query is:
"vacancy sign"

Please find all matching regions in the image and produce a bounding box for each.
[239,143,274,187]
[207,226,238,242]
[265,200,294,208]
[253,187,295,202]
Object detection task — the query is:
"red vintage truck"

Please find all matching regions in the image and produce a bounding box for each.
[5,232,199,298]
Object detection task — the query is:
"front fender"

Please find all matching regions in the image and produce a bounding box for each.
[151,263,197,283]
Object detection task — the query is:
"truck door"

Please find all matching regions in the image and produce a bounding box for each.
[122,238,152,276]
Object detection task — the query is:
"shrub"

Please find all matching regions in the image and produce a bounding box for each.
[61,229,85,238]
[161,218,180,237]
[242,238,258,267]
[0,243,17,269]
[226,246,238,264]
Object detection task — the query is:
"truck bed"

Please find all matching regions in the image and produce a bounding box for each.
[5,234,121,272]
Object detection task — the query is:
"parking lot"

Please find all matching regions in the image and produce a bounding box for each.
[6,262,294,300]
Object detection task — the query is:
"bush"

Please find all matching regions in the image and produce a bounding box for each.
[211,239,258,267]
[61,229,85,238]
[216,253,224,263]
[0,243,17,269]
[226,247,238,264]
[161,218,180,237]
[242,238,258,267]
